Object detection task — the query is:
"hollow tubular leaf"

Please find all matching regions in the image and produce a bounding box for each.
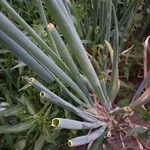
[91,0,99,40]
[35,0,59,55]
[0,0,70,74]
[27,78,84,106]
[80,75,94,92]
[105,0,112,43]
[0,12,89,104]
[0,30,85,106]
[51,118,105,129]
[89,132,105,150]
[41,71,86,106]
[96,0,107,43]
[27,78,97,122]
[41,92,96,122]
[0,30,54,83]
[119,0,142,50]
[68,127,106,147]
[108,4,120,102]
[50,24,93,105]
[46,0,110,110]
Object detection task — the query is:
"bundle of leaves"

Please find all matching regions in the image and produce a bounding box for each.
[0,0,149,149]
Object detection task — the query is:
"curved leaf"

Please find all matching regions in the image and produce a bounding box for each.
[0,120,36,134]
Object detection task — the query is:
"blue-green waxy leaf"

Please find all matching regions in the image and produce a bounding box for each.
[108,3,120,102]
[0,14,89,104]
[27,78,97,122]
[0,0,67,70]
[68,127,106,147]
[35,0,59,56]
[0,30,54,84]
[49,24,93,105]
[46,0,110,110]
[89,131,105,150]
[51,118,105,129]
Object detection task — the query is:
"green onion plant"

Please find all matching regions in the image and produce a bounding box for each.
[0,0,149,149]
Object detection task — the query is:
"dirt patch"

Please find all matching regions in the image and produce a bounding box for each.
[73,113,150,150]
[108,113,150,150]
